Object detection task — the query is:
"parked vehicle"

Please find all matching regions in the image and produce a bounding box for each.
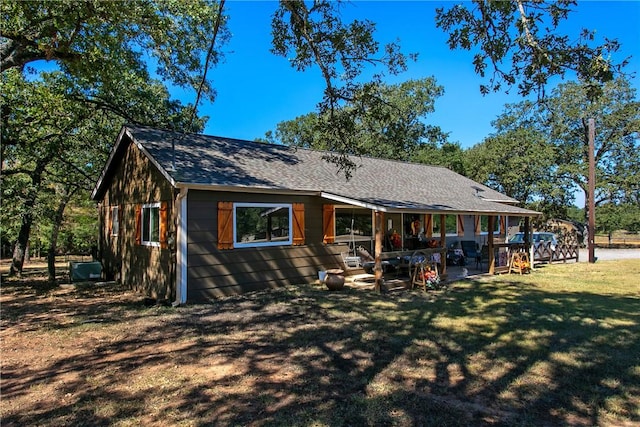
[509,232,558,261]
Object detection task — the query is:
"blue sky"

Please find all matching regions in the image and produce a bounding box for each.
[187,1,640,150]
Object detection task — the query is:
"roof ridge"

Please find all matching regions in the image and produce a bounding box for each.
[126,124,456,173]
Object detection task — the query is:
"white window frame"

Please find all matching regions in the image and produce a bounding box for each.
[433,214,458,237]
[233,202,293,248]
[480,215,502,236]
[110,206,119,236]
[141,202,161,247]
[334,208,374,244]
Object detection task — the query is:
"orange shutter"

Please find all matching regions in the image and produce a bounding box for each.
[500,216,506,235]
[322,204,335,244]
[292,203,305,245]
[424,214,433,238]
[135,205,142,245]
[159,201,168,249]
[217,202,234,250]
[457,215,465,236]
[474,215,481,235]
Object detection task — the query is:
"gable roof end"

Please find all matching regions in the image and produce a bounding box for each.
[91,125,176,201]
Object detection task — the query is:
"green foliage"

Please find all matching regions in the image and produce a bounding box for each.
[566,205,585,223]
[435,0,626,98]
[265,78,458,170]
[1,0,228,100]
[466,113,568,206]
[2,0,221,269]
[57,197,99,255]
[1,67,204,266]
[545,78,640,207]
[270,0,415,175]
[468,77,639,219]
[597,203,640,235]
[412,141,468,175]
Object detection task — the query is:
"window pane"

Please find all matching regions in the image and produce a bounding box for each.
[235,206,290,244]
[403,215,423,236]
[142,206,160,243]
[149,207,159,242]
[335,210,372,241]
[480,216,499,233]
[111,207,119,235]
[433,214,457,235]
[143,208,151,241]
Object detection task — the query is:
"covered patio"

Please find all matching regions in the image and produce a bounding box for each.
[321,191,541,291]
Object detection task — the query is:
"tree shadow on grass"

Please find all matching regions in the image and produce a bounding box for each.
[1,277,639,426]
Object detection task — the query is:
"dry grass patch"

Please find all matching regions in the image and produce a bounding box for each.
[1,259,639,426]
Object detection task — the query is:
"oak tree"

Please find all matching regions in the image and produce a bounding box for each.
[435,0,626,98]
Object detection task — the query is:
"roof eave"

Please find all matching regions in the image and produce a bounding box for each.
[91,126,131,201]
[91,125,178,201]
[320,192,388,211]
[133,136,177,189]
[177,182,318,197]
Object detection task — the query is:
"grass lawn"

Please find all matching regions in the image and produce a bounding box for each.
[1,260,639,426]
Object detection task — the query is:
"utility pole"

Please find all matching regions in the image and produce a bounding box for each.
[588,118,596,263]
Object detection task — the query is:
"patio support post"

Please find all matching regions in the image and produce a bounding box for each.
[374,210,384,293]
[524,216,533,270]
[488,215,495,274]
[439,214,447,277]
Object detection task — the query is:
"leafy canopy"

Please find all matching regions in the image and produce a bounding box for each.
[435,0,627,98]
[266,78,445,153]
[467,77,640,219]
[271,0,415,175]
[1,0,227,101]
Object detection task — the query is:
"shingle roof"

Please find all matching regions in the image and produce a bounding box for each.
[93,125,540,216]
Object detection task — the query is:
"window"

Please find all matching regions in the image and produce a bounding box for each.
[480,215,501,235]
[110,206,119,236]
[141,203,161,246]
[335,209,372,243]
[233,203,292,248]
[404,215,423,237]
[433,214,458,236]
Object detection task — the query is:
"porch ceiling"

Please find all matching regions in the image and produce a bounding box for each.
[320,192,541,217]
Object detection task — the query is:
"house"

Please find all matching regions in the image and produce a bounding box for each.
[91,125,540,303]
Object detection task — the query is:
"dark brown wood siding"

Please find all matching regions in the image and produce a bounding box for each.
[186,190,346,300]
[97,136,175,300]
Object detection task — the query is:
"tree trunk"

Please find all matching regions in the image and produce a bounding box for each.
[47,188,75,283]
[9,161,47,276]
[9,218,31,276]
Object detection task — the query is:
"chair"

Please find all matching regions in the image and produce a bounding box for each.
[460,240,481,269]
[479,245,490,270]
[341,252,362,269]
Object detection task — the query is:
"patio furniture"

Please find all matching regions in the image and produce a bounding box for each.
[509,252,531,275]
[341,252,362,269]
[460,240,481,269]
[411,259,439,291]
[447,248,465,266]
[362,259,400,275]
[479,245,490,270]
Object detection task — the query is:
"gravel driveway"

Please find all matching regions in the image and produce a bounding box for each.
[578,248,640,262]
